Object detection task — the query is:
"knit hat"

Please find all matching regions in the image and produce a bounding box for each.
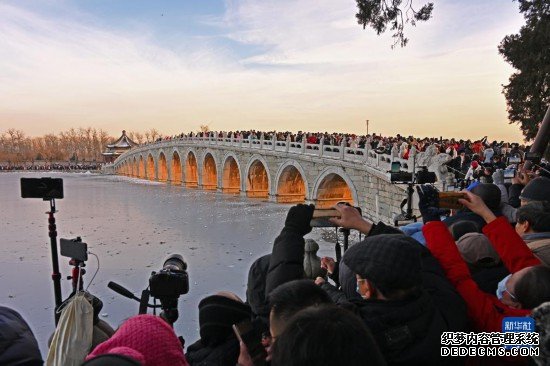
[85,315,189,366]
[343,234,422,291]
[198,295,251,347]
[456,233,500,266]
[520,177,550,203]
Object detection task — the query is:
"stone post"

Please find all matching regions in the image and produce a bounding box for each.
[301,136,307,153]
[260,133,264,149]
[285,135,291,152]
[339,139,345,160]
[272,134,276,150]
[320,136,325,157]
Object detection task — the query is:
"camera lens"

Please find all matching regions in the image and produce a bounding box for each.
[163,254,187,272]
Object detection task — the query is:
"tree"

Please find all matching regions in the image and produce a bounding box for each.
[355,0,433,48]
[498,0,550,141]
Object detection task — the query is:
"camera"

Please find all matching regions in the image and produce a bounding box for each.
[21,177,64,200]
[390,166,436,184]
[149,254,189,299]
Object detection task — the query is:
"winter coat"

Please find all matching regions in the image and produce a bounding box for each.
[0,307,43,366]
[185,338,239,366]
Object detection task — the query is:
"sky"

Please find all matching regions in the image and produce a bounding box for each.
[0,0,528,142]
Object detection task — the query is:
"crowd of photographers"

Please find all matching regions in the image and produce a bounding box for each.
[2,140,550,365]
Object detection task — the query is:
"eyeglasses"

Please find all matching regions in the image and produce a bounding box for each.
[503,287,518,302]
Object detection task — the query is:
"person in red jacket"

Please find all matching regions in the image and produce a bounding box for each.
[421,188,550,332]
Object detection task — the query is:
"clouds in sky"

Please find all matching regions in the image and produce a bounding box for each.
[0,0,527,141]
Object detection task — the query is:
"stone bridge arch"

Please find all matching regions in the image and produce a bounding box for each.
[221,152,242,194]
[185,150,199,188]
[158,151,169,182]
[274,160,309,203]
[245,155,271,199]
[138,155,145,178]
[132,157,137,177]
[202,151,218,190]
[312,167,358,208]
[146,153,156,181]
[170,149,183,185]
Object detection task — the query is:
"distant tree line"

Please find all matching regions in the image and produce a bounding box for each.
[0,127,164,164]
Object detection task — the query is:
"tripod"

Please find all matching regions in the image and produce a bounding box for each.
[393,183,417,226]
[47,199,63,325]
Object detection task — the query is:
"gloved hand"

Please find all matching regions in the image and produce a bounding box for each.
[416,185,445,223]
[284,204,315,236]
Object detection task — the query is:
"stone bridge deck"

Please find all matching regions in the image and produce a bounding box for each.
[105,136,435,223]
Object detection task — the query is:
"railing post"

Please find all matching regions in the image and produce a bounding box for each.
[339,139,345,160]
[240,136,243,148]
[301,137,306,153]
[320,137,325,157]
[272,134,276,150]
[285,135,290,153]
[260,133,264,150]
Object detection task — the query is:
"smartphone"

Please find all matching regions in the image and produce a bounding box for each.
[232,322,266,366]
[60,238,88,262]
[310,209,340,228]
[21,177,64,200]
[503,168,516,179]
[390,161,401,173]
[437,192,465,210]
[507,156,521,165]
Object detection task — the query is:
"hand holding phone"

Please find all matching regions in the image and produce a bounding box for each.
[233,322,266,366]
[437,192,465,210]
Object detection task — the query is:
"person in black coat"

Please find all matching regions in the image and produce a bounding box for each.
[0,306,43,366]
[186,292,263,366]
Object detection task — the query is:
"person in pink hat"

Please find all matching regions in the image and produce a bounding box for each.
[84,314,189,366]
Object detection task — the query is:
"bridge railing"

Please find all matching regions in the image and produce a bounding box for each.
[111,135,426,176]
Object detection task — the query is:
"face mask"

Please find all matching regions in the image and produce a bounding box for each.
[496,274,512,299]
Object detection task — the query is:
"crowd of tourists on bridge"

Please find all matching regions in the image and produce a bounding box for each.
[151,129,548,180]
[0,162,101,172]
[3,141,550,365]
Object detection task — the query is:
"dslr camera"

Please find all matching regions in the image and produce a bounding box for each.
[149,254,189,299]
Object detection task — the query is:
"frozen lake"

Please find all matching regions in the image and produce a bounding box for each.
[0,172,338,356]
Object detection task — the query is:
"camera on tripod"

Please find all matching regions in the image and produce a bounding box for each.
[109,254,189,326]
[389,162,437,184]
[149,254,189,299]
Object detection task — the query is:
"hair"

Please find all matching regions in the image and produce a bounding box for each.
[471,183,502,210]
[514,265,550,309]
[268,280,332,324]
[271,305,386,366]
[516,202,550,233]
[449,220,480,241]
